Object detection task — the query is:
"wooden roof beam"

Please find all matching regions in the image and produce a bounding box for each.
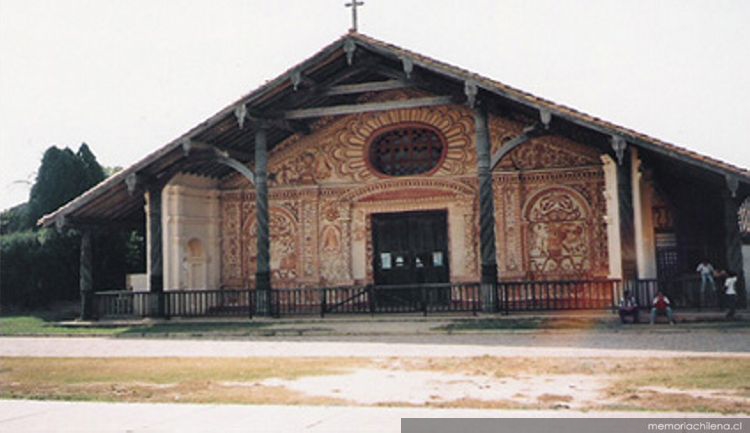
[322,79,412,96]
[281,96,454,120]
[183,139,252,161]
[280,57,382,108]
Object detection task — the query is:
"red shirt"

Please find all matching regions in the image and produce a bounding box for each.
[653,295,670,310]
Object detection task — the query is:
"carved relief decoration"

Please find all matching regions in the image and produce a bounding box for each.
[497,135,601,171]
[494,174,524,277]
[242,206,299,287]
[524,188,591,276]
[217,97,611,288]
[300,197,319,280]
[502,175,609,280]
[489,115,525,156]
[333,105,476,181]
[220,200,242,282]
[463,206,479,276]
[318,200,352,283]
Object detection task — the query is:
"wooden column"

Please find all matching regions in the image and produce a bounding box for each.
[79,229,94,320]
[475,106,498,311]
[723,186,745,306]
[254,125,272,315]
[147,184,165,317]
[614,139,637,280]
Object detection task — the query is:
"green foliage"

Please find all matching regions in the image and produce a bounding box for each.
[25,144,106,227]
[0,316,125,336]
[0,143,140,309]
[124,229,146,274]
[0,229,79,308]
[76,143,106,191]
[0,203,30,234]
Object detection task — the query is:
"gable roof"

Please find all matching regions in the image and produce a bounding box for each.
[39,32,750,228]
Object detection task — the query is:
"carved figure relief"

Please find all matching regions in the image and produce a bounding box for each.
[242,206,300,285]
[525,188,592,276]
[463,208,479,275]
[321,226,341,253]
[221,201,242,282]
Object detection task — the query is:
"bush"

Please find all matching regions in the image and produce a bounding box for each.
[1,229,79,309]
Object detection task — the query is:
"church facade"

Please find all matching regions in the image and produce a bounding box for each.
[163,94,616,291]
[39,33,750,318]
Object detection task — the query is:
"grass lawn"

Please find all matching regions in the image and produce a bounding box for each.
[0,316,125,336]
[1,356,748,413]
[0,316,272,337]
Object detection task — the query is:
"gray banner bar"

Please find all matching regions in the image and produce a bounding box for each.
[402,418,748,433]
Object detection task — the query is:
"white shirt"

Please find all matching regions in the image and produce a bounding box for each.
[725,276,738,296]
[696,263,714,276]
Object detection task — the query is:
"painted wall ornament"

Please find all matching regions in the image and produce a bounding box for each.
[218,89,611,288]
[525,188,592,276]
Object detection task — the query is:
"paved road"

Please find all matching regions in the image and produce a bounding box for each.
[0,400,727,433]
[0,332,748,358]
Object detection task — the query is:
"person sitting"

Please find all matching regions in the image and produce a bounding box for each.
[618,290,639,323]
[650,291,676,325]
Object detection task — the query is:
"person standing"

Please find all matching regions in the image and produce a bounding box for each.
[724,271,738,319]
[697,260,719,308]
[697,260,716,292]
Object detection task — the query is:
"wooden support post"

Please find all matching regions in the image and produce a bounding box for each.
[475,106,498,311]
[79,230,94,320]
[614,139,637,281]
[723,189,746,307]
[254,125,272,315]
[147,184,165,317]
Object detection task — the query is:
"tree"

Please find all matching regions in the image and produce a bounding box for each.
[76,143,106,192]
[1,143,140,309]
[0,203,29,235]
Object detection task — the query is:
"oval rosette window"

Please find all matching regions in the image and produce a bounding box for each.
[368,124,446,177]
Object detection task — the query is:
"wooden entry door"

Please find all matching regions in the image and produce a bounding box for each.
[372,210,450,286]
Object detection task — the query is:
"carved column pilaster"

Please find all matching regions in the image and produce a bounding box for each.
[475,106,498,312]
[475,106,498,284]
[254,125,271,315]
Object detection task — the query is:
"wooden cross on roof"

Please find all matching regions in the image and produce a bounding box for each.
[345,0,364,32]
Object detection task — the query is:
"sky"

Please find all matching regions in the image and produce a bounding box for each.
[1,0,749,212]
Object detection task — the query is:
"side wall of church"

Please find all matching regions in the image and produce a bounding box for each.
[163,174,222,290]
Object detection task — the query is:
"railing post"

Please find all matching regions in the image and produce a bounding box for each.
[251,289,255,319]
[320,288,327,318]
[504,283,510,315]
[368,285,375,315]
[472,284,478,316]
[163,292,170,319]
[421,286,428,316]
